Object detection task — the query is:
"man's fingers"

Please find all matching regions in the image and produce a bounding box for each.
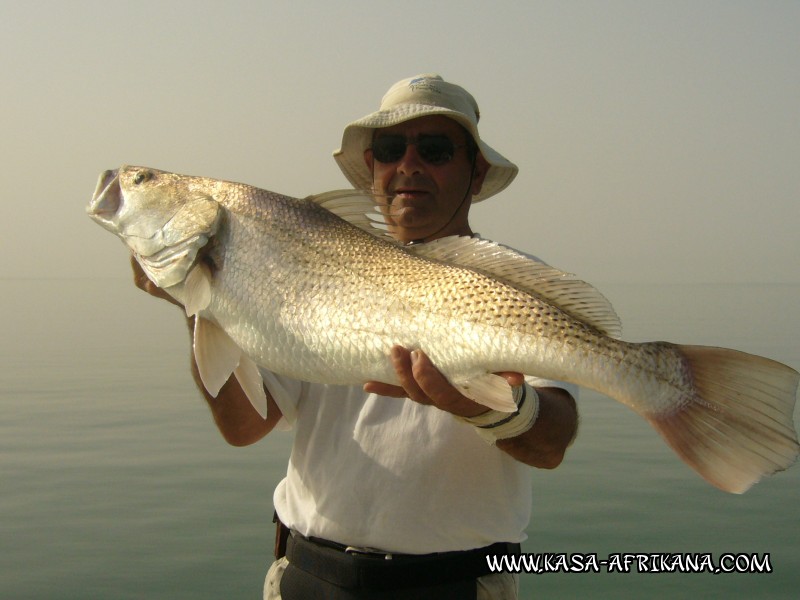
[409,349,460,403]
[498,371,525,387]
[362,381,407,397]
[366,347,526,419]
[129,254,181,305]
[130,255,149,290]
[391,346,430,404]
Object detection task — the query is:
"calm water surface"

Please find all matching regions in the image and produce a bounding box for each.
[1,279,798,599]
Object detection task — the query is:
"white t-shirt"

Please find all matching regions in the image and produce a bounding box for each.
[263,369,575,554]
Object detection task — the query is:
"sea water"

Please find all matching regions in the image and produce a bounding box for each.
[1,279,798,599]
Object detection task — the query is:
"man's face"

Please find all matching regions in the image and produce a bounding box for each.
[364,115,488,243]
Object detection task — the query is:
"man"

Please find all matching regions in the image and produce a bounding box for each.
[134,74,578,599]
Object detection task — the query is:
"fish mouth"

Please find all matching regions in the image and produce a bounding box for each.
[86,169,121,230]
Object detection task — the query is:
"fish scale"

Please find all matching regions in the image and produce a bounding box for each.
[87,165,799,493]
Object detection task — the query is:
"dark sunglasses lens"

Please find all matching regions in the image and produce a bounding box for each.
[417,137,455,165]
[371,136,456,165]
[372,137,406,163]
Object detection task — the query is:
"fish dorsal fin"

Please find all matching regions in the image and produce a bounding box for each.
[306,190,397,242]
[407,236,622,338]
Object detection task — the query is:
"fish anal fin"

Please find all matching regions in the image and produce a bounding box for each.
[454,373,518,413]
[193,317,242,397]
[234,355,269,420]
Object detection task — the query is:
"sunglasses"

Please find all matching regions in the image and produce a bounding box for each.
[370,135,466,166]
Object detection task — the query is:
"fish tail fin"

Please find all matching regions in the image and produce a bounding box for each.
[646,345,799,493]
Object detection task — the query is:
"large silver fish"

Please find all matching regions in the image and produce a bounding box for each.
[87,165,799,494]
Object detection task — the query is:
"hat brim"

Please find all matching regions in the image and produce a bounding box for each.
[333,104,517,203]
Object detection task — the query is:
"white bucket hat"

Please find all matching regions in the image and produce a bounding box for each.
[333,74,518,202]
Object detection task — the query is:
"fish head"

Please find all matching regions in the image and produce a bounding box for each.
[88,166,186,253]
[87,165,221,288]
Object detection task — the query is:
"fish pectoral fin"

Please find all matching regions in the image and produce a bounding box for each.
[454,374,518,413]
[234,355,268,420]
[193,317,242,397]
[183,262,212,317]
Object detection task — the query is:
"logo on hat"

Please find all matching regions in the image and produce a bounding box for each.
[408,76,441,94]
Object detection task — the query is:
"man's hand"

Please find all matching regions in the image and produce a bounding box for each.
[130,254,181,307]
[364,346,578,468]
[363,346,524,418]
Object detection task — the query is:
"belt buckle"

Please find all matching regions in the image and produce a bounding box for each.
[344,546,393,560]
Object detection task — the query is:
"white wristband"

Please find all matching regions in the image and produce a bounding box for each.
[457,384,540,444]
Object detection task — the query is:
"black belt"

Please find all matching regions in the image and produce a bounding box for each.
[280,532,519,599]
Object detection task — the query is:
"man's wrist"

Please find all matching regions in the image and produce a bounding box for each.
[456,383,540,444]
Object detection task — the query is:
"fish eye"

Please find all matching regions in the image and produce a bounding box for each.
[133,170,152,185]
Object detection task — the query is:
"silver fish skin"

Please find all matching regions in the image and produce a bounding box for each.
[87,165,800,494]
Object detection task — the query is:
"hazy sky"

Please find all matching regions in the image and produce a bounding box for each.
[2,0,798,284]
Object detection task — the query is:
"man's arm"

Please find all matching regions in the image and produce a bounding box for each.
[131,256,280,446]
[495,386,577,468]
[364,346,578,468]
[185,319,283,445]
